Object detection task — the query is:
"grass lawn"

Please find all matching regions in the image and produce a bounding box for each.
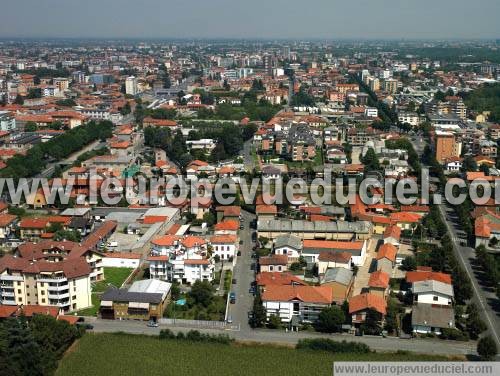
[93,267,134,292]
[76,267,133,316]
[57,333,452,376]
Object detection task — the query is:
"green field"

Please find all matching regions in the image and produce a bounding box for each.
[76,267,133,316]
[56,333,451,376]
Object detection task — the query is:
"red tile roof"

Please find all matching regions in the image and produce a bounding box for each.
[259,254,288,266]
[376,243,397,262]
[210,235,237,244]
[262,285,334,304]
[349,293,387,315]
[303,240,364,250]
[383,225,401,240]
[184,259,210,265]
[256,272,307,287]
[389,212,422,223]
[318,251,352,263]
[214,220,239,231]
[368,270,390,289]
[256,204,278,215]
[406,270,452,285]
[181,236,206,248]
[0,213,17,227]
[152,235,180,247]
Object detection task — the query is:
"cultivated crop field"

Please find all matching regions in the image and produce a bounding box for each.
[56,333,451,376]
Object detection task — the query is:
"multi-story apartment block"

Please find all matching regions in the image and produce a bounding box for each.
[148,235,214,284]
[0,255,92,312]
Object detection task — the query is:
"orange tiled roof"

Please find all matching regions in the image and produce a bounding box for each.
[349,293,387,315]
[214,220,239,231]
[376,243,397,262]
[368,270,390,289]
[262,285,334,304]
[406,270,452,285]
[256,272,307,287]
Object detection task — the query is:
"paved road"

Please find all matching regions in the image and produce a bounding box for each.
[409,135,500,350]
[437,203,500,349]
[226,209,256,334]
[86,317,476,356]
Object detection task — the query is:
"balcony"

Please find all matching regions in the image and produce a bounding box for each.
[48,292,70,300]
[0,291,15,297]
[38,276,67,283]
[48,284,69,292]
[0,275,23,282]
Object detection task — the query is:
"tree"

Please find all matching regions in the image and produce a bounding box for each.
[361,309,383,335]
[316,306,345,333]
[477,336,498,360]
[24,121,38,132]
[189,280,214,307]
[14,95,24,105]
[250,292,266,328]
[360,147,380,173]
[401,256,417,271]
[267,314,281,329]
[466,304,487,339]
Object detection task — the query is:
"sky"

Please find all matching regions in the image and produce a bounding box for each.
[0,0,499,40]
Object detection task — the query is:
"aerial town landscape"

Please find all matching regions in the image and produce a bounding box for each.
[0,1,500,375]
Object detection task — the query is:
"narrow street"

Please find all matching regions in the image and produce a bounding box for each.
[438,203,500,349]
[226,209,256,333]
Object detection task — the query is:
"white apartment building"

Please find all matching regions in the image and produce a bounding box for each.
[125,76,138,95]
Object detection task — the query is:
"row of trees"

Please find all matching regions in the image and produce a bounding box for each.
[0,120,113,180]
[475,245,500,295]
[0,315,83,375]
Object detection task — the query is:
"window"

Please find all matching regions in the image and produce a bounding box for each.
[42,299,46,303]
[17,289,21,294]
[433,296,438,301]
[41,291,45,295]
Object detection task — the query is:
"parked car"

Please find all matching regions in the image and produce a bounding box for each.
[147,321,159,328]
[249,286,255,294]
[232,278,237,284]
[226,315,233,324]
[229,292,236,304]
[77,323,94,330]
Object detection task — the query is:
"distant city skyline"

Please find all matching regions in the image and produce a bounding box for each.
[0,0,499,40]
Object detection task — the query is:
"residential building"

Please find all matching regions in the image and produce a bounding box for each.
[100,279,171,321]
[262,285,334,324]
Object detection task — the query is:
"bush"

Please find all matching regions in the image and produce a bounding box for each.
[477,336,498,360]
[296,339,371,354]
[439,328,468,341]
[159,329,176,339]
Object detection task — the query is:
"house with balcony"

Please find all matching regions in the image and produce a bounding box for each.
[261,285,334,324]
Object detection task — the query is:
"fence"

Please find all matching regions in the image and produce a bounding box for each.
[159,318,227,329]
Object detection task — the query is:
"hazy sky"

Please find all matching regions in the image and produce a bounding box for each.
[1,0,499,39]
